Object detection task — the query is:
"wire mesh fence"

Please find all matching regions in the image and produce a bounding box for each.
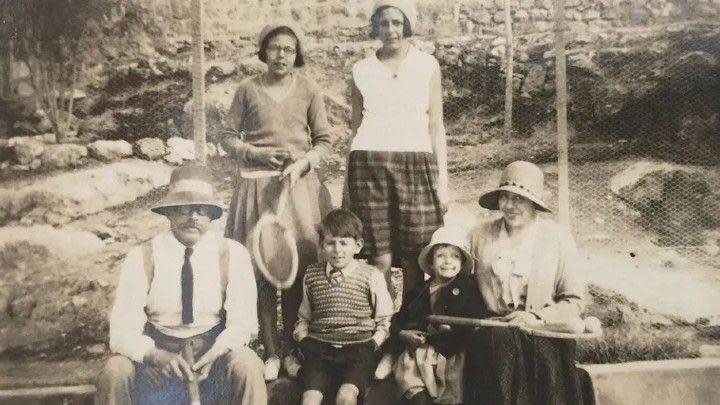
[435,2,720,269]
[3,0,718,267]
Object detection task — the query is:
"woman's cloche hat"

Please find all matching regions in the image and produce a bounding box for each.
[418,226,475,275]
[257,20,307,67]
[478,160,551,212]
[371,0,418,36]
[151,165,224,220]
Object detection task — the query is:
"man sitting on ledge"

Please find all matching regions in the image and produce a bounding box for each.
[96,164,267,404]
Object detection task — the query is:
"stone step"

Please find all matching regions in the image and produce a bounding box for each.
[0,378,397,405]
[3,358,720,405]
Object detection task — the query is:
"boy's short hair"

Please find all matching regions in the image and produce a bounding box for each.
[318,208,364,242]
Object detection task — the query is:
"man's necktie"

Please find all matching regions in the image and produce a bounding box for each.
[182,247,194,324]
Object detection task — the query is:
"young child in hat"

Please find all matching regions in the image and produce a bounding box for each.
[391,226,489,405]
[96,165,266,405]
[221,21,333,381]
[293,208,394,405]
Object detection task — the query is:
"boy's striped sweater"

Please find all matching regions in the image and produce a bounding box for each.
[305,262,377,344]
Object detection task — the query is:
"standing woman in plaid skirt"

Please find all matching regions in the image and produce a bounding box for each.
[344,0,448,307]
[222,21,333,382]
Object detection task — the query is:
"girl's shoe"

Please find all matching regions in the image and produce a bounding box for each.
[264,356,281,381]
[373,352,395,379]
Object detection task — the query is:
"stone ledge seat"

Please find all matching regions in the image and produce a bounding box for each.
[2,358,720,405]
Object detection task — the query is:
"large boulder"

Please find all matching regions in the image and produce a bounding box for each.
[0,226,104,263]
[134,137,167,160]
[13,139,45,165]
[41,144,88,169]
[611,161,720,248]
[521,64,546,96]
[165,136,195,164]
[8,133,57,147]
[8,294,36,319]
[87,140,133,161]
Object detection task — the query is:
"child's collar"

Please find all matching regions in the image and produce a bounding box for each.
[324,259,358,276]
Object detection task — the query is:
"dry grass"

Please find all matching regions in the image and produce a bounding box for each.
[577,325,700,364]
[578,284,704,364]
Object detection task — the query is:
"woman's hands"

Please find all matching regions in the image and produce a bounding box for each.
[246,146,292,170]
[244,145,311,187]
[502,311,542,328]
[399,330,427,349]
[280,157,311,187]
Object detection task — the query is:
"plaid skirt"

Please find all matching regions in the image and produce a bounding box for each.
[346,150,444,257]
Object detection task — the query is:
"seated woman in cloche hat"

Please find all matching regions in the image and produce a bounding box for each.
[464,160,590,405]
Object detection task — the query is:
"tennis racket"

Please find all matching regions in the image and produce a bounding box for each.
[427,314,603,340]
[250,176,299,289]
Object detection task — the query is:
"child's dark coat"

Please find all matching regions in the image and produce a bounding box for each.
[390,274,490,356]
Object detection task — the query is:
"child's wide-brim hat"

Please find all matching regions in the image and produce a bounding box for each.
[257,20,307,67]
[371,0,418,35]
[151,164,224,220]
[418,226,475,275]
[478,160,551,213]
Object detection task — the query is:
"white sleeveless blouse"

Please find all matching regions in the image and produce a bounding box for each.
[351,46,439,153]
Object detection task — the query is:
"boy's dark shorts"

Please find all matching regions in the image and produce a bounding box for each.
[298,337,378,395]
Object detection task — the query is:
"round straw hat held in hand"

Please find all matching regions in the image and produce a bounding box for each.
[478,160,551,212]
[249,178,299,289]
[417,226,475,275]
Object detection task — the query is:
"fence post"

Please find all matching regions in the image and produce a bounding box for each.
[0,40,14,99]
[503,0,514,141]
[190,0,207,165]
[554,0,570,228]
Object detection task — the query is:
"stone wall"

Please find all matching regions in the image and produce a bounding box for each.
[142,0,720,40]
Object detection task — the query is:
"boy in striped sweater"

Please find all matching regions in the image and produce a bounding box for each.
[293,208,394,405]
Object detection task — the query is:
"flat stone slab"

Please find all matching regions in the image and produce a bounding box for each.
[0,360,103,389]
[0,359,398,405]
[4,358,720,405]
[580,358,720,405]
[0,226,104,261]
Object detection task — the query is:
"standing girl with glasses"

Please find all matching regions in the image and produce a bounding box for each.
[222,21,333,382]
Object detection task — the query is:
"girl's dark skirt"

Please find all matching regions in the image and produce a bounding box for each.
[464,328,595,405]
[346,150,444,258]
